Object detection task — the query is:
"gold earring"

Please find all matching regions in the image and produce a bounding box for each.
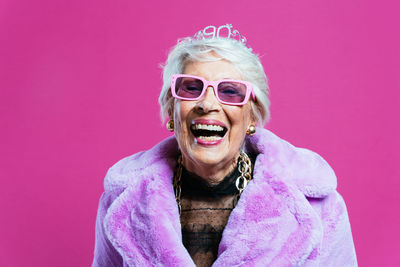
[166,120,174,132]
[246,124,256,136]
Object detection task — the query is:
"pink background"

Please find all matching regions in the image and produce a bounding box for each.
[1,0,399,266]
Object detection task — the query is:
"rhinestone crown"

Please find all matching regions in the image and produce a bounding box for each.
[191,24,251,50]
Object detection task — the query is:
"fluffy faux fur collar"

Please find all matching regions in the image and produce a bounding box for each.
[102,128,337,266]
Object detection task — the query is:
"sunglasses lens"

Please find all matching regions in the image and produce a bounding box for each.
[175,77,204,99]
[217,82,247,103]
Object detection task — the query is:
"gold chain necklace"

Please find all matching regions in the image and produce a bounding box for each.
[173,151,253,215]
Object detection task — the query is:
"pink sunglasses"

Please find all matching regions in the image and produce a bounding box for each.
[170,74,255,106]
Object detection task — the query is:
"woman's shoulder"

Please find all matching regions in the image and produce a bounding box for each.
[102,136,179,195]
[247,128,337,198]
[245,129,357,264]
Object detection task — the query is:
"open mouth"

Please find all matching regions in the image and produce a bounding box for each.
[190,123,228,142]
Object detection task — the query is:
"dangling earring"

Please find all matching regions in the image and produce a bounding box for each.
[166,120,174,132]
[246,124,256,136]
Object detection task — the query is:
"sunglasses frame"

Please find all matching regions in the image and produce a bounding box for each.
[170,74,255,106]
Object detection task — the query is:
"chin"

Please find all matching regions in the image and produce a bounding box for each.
[188,142,235,167]
[196,152,225,166]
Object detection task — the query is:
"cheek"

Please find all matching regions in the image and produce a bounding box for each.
[173,102,183,138]
[173,101,181,128]
[229,105,252,131]
[173,101,192,141]
[242,105,253,125]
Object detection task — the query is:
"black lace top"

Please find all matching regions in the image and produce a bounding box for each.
[179,164,242,267]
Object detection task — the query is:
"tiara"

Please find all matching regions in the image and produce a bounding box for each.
[192,24,251,50]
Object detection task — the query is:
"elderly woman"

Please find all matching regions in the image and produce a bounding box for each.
[92,24,357,266]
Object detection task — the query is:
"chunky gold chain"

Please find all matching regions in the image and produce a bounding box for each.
[173,155,183,214]
[173,151,253,215]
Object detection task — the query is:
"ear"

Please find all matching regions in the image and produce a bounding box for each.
[168,104,174,120]
[250,115,256,125]
[248,101,259,126]
[249,110,257,126]
[167,90,175,119]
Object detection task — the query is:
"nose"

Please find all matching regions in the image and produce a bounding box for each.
[196,86,220,113]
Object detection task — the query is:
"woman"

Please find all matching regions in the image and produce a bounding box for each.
[92,24,357,266]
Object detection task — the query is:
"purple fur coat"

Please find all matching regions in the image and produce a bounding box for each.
[92,128,357,266]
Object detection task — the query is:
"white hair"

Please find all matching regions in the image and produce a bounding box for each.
[158,37,270,126]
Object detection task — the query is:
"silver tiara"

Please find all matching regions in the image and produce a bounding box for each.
[192,24,251,50]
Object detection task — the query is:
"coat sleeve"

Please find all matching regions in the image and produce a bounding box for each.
[318,191,358,266]
[92,192,124,267]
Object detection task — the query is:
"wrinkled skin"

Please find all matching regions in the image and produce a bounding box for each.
[172,57,254,184]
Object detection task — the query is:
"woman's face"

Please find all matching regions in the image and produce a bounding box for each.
[173,58,254,179]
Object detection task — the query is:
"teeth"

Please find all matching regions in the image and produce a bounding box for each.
[191,124,224,131]
[197,136,222,141]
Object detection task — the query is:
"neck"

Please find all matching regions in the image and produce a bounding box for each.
[181,152,240,185]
